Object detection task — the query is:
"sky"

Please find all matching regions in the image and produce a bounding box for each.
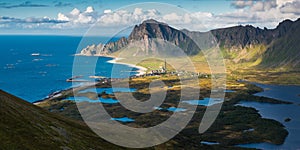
[0,0,299,35]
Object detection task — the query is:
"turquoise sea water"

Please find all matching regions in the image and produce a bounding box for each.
[0,35,139,102]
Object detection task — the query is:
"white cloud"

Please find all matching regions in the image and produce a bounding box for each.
[0,16,67,24]
[251,1,265,11]
[183,14,192,24]
[53,6,99,29]
[1,3,300,35]
[97,8,161,27]
[264,0,277,9]
[214,0,299,30]
[104,9,112,14]
[54,3,296,32]
[163,13,182,22]
[280,0,300,15]
[231,0,254,9]
[70,8,80,16]
[57,13,69,21]
[85,6,94,13]
[276,0,296,7]
[250,0,277,12]
[133,8,143,15]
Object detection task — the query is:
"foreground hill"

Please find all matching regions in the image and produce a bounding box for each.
[0,90,122,149]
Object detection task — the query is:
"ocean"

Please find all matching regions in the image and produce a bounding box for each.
[0,35,139,102]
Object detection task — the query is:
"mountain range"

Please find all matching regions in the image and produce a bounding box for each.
[79,18,300,70]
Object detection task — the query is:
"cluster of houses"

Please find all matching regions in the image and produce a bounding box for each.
[68,59,212,83]
[130,68,211,79]
[129,59,213,79]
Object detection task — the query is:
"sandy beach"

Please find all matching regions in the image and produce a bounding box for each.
[75,53,147,76]
[106,57,147,76]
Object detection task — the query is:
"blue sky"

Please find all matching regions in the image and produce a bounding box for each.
[0,0,299,35]
[0,0,232,17]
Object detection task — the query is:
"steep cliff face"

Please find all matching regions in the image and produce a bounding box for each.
[127,19,200,55]
[211,18,300,69]
[210,19,295,51]
[211,25,272,50]
[79,37,128,56]
[185,19,300,69]
[260,18,300,69]
[79,19,201,56]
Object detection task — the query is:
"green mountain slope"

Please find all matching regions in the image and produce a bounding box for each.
[0,90,122,150]
[260,19,300,70]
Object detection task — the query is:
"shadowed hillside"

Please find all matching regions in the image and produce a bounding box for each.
[260,19,300,69]
[0,90,123,150]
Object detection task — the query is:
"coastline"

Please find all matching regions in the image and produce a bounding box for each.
[33,82,97,105]
[106,57,147,76]
[75,53,147,76]
[33,54,147,104]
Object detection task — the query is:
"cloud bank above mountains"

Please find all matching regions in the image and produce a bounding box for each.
[0,0,299,35]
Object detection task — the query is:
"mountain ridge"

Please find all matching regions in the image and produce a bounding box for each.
[79,18,300,70]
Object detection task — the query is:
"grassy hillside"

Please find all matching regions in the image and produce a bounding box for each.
[0,90,123,150]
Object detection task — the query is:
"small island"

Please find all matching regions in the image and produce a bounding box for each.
[285,118,292,122]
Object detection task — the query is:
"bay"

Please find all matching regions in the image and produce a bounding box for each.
[0,35,139,102]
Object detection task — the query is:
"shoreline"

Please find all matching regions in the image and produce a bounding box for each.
[33,82,97,105]
[106,57,147,76]
[236,83,300,149]
[75,54,147,76]
[33,54,147,104]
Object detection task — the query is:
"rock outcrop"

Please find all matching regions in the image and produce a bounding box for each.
[79,19,201,56]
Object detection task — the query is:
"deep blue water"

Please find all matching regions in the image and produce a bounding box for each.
[237,83,300,149]
[0,35,139,102]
